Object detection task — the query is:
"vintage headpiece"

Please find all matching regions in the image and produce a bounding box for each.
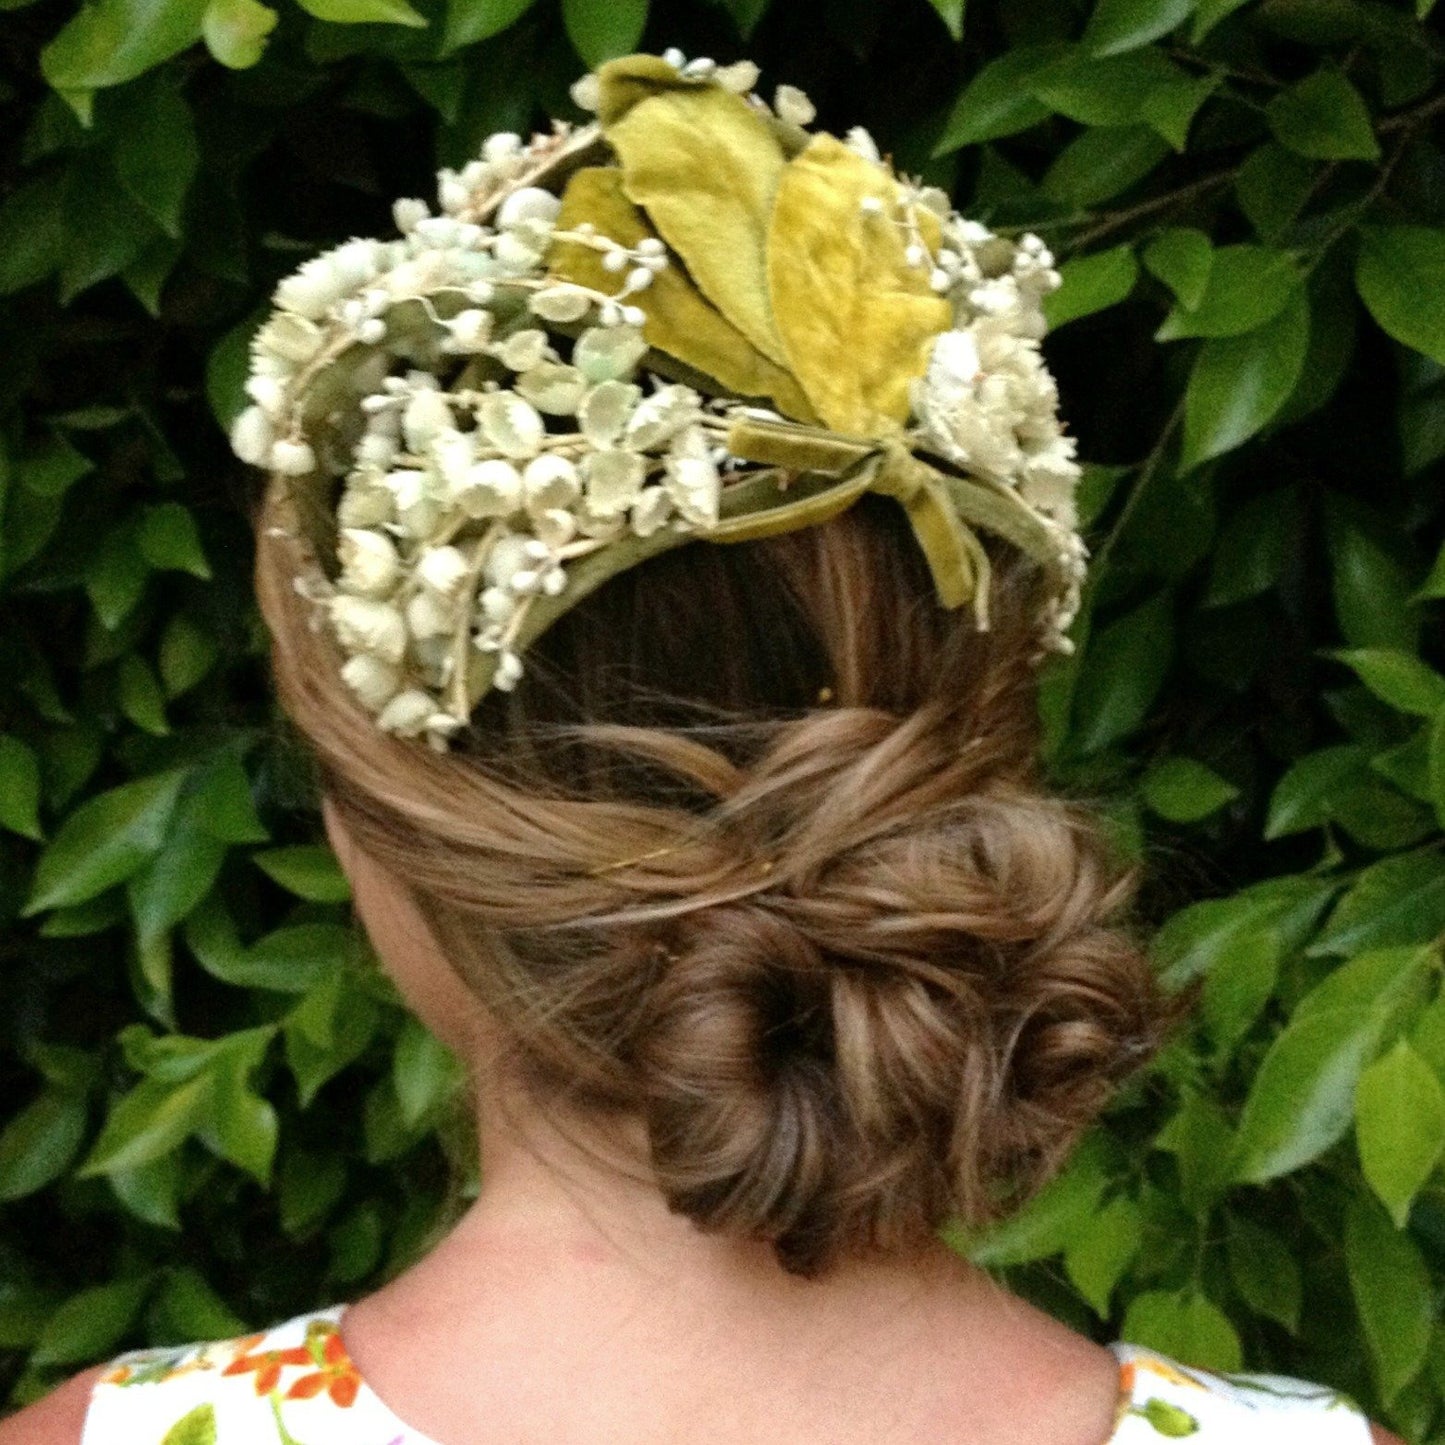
[231,49,1089,749]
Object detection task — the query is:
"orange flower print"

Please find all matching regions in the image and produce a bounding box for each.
[222,1339,314,1395]
[1139,1357,1210,1391]
[282,1324,361,1408]
[1114,1362,1137,1426]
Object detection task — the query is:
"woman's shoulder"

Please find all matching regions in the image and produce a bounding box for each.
[0,1311,1407,1445]
[0,1304,374,1445]
[1106,1342,1387,1444]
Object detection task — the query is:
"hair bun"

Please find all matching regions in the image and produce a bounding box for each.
[640,903,846,1266]
[634,778,1172,1276]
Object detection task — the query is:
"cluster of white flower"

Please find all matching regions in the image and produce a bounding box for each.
[892,207,1088,653]
[232,53,1092,748]
[325,355,723,746]
[229,117,738,746]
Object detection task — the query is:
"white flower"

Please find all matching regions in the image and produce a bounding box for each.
[497,186,561,229]
[416,544,470,599]
[254,313,323,367]
[492,650,524,692]
[578,380,641,446]
[377,689,437,735]
[623,384,700,450]
[453,458,523,518]
[913,323,1068,490]
[406,591,455,640]
[931,329,982,386]
[403,390,455,451]
[496,328,550,372]
[573,325,648,383]
[482,132,523,163]
[515,363,587,416]
[715,60,759,93]
[338,528,401,598]
[274,256,349,320]
[386,468,444,535]
[529,285,593,323]
[330,596,407,665]
[329,239,383,288]
[569,73,601,112]
[583,449,648,518]
[271,438,316,476]
[630,486,674,537]
[843,126,881,163]
[522,454,581,511]
[478,392,545,458]
[663,453,721,527]
[336,480,393,529]
[340,654,402,711]
[393,197,429,233]
[230,406,275,466]
[244,375,286,416]
[495,232,544,272]
[774,85,816,127]
[479,586,514,624]
[1018,436,1081,530]
[532,507,577,548]
[432,429,476,491]
[443,309,492,352]
[438,171,469,212]
[484,533,534,590]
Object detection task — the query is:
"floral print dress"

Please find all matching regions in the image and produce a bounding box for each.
[81,1304,1373,1445]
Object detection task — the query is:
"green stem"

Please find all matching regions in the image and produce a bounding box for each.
[1087,400,1184,582]
[268,1390,309,1445]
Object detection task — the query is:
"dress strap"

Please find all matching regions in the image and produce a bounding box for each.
[1105,1343,1372,1442]
[79,1305,399,1445]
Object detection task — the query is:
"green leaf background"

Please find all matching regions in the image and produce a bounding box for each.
[1,0,1445,1435]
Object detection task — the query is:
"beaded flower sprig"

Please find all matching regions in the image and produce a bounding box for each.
[230,49,1089,750]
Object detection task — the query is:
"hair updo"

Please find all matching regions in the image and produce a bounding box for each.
[254,480,1180,1277]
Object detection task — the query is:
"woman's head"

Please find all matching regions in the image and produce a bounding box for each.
[256,483,1178,1277]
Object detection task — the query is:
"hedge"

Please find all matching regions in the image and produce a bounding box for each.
[2,0,1445,1432]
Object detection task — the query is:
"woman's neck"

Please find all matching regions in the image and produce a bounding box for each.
[337,1082,1120,1445]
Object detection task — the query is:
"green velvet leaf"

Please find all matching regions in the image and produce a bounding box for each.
[766,135,950,434]
[550,167,815,419]
[601,61,791,365]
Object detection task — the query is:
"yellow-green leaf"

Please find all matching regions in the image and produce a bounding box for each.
[600,60,790,365]
[766,135,950,434]
[1355,1039,1445,1227]
[295,0,426,23]
[201,0,276,67]
[1347,1195,1432,1403]
[550,167,814,419]
[162,1405,217,1445]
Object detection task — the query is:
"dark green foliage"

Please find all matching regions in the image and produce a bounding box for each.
[1,0,1444,1432]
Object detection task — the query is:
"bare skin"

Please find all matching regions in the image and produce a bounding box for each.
[0,805,1407,1445]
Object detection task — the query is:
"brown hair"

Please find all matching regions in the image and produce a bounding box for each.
[254,481,1180,1276]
